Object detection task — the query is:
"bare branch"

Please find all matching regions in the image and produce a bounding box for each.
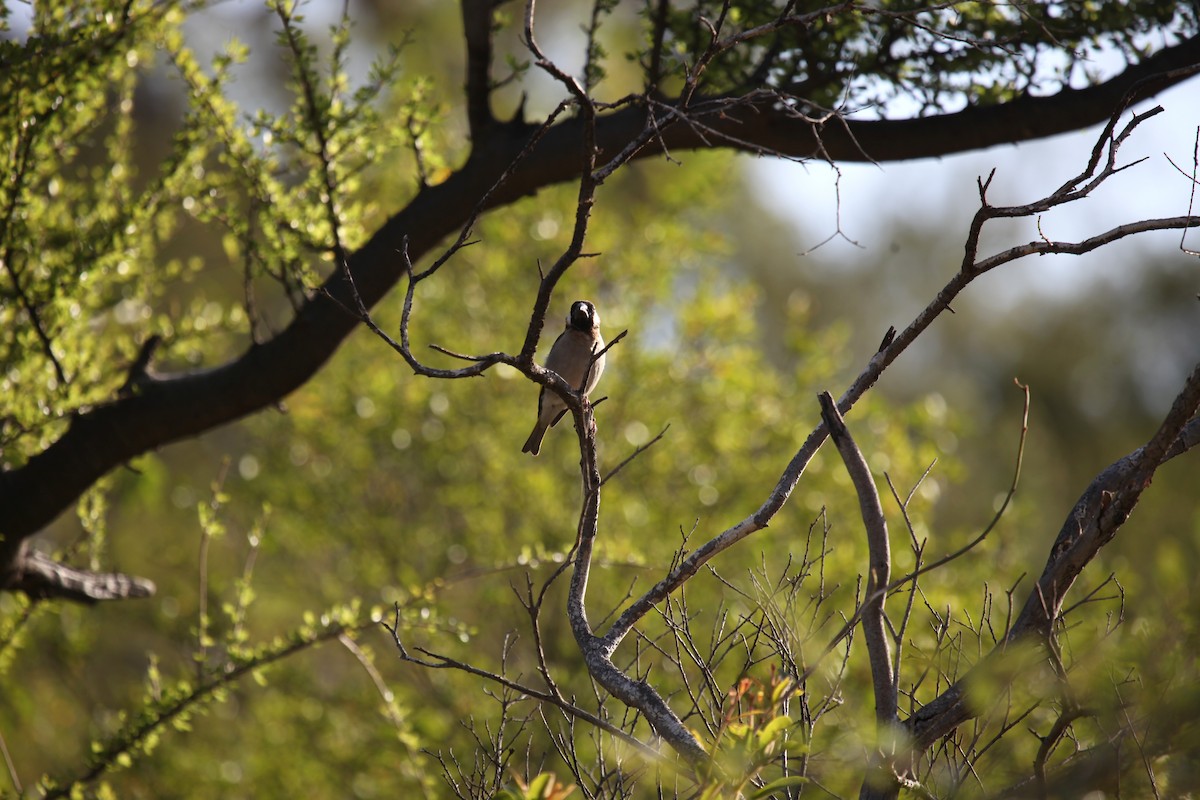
[974,215,1200,273]
[2,547,155,604]
[601,98,1168,652]
[600,425,669,488]
[560,377,708,763]
[385,608,665,765]
[1168,126,1200,256]
[817,392,896,727]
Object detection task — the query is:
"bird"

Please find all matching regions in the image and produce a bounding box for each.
[522,300,606,456]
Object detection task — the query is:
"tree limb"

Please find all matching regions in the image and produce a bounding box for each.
[461,0,497,140]
[818,392,896,728]
[904,357,1200,761]
[1,546,154,604]
[2,28,1198,579]
[817,392,905,799]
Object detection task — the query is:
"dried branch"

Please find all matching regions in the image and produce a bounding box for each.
[385,608,664,765]
[818,391,902,798]
[817,392,896,725]
[598,89,1199,663]
[1168,126,1200,256]
[600,424,670,488]
[559,336,708,764]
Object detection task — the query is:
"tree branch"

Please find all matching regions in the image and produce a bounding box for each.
[904,357,1200,761]
[598,90,1191,651]
[818,392,905,800]
[818,392,896,728]
[3,28,1198,578]
[461,0,496,140]
[1,546,154,604]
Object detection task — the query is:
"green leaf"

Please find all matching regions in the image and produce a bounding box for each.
[748,776,810,799]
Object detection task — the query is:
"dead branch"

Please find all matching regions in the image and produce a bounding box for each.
[818,391,902,798]
[817,392,897,726]
[385,606,662,764]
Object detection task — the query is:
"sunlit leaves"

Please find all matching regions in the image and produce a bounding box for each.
[695,670,809,798]
[0,0,436,478]
[0,2,182,460]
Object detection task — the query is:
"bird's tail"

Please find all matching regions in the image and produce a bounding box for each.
[522,423,546,456]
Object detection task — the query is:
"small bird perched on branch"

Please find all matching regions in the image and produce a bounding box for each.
[522,300,606,456]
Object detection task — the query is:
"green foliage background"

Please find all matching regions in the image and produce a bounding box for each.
[2,1,1198,797]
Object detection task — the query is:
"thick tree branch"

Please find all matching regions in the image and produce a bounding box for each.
[904,357,1200,762]
[564,392,708,765]
[461,0,496,140]
[2,32,1198,575]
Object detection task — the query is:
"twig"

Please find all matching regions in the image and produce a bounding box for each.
[1166,126,1199,255]
[385,608,664,765]
[0,725,22,794]
[601,425,670,487]
[891,380,1030,593]
[339,633,407,730]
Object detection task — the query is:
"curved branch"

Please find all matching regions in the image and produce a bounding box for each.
[818,392,904,799]
[818,392,896,728]
[564,391,708,765]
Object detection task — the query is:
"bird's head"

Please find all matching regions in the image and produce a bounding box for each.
[567,300,599,332]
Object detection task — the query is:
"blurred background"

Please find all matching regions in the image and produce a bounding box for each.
[3,1,1198,796]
